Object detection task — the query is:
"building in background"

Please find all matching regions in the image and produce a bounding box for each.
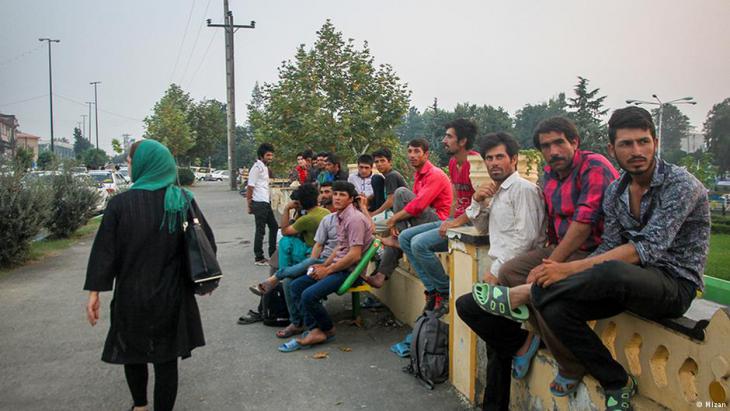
[0,113,19,156]
[681,131,705,154]
[16,131,40,162]
[39,139,74,160]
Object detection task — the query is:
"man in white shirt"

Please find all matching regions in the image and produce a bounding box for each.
[347,153,375,200]
[456,132,546,411]
[247,143,278,265]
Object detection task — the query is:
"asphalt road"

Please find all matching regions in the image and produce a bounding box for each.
[0,181,471,411]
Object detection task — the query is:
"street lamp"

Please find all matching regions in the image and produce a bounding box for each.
[39,38,60,153]
[625,95,696,159]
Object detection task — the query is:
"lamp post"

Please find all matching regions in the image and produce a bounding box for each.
[38,38,60,153]
[625,95,696,159]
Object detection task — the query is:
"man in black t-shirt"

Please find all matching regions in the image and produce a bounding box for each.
[370,148,407,217]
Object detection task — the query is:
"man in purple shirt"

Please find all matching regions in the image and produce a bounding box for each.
[282,181,373,351]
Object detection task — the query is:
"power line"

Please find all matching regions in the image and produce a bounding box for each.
[55,93,143,122]
[170,0,197,83]
[0,43,44,71]
[0,94,48,107]
[179,0,214,84]
[185,31,216,87]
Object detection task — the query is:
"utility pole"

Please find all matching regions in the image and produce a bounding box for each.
[90,81,101,149]
[207,1,255,190]
[39,38,60,153]
[85,102,94,143]
[80,114,87,140]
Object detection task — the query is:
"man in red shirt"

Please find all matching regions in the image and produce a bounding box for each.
[398,119,478,316]
[366,139,452,288]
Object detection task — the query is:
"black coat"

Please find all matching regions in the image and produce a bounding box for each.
[84,188,215,364]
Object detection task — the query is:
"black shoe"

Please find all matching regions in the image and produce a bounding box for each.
[423,290,436,312]
[237,310,263,325]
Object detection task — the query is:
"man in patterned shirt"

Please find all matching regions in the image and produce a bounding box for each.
[531,107,710,410]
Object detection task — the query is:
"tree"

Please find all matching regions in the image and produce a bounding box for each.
[248,20,411,173]
[188,99,227,165]
[73,127,91,158]
[37,151,57,170]
[81,148,108,170]
[568,76,608,154]
[680,152,718,189]
[111,138,123,155]
[704,97,730,174]
[653,104,691,163]
[395,106,426,144]
[211,125,257,170]
[144,84,195,158]
[514,93,568,148]
[14,147,33,171]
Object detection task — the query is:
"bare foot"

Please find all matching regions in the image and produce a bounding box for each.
[261,276,279,293]
[380,236,400,249]
[132,407,149,411]
[364,272,386,288]
[508,284,531,309]
[296,328,328,345]
[515,332,534,356]
[276,323,304,338]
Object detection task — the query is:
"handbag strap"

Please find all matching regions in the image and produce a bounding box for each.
[179,186,199,223]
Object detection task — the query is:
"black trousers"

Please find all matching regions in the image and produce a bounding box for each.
[124,359,178,411]
[456,293,527,411]
[251,201,278,260]
[531,260,695,390]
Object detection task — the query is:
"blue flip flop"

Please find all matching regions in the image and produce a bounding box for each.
[512,334,541,379]
[549,373,581,397]
[277,332,336,353]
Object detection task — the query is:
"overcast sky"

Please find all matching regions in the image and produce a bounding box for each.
[2,0,729,153]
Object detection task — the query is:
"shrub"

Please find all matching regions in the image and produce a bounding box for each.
[712,224,730,235]
[178,167,195,186]
[45,172,100,238]
[0,171,51,267]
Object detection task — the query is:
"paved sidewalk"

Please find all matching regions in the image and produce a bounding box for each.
[0,182,472,411]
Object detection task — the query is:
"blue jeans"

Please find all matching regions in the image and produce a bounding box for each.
[278,257,325,324]
[289,270,350,331]
[399,221,450,295]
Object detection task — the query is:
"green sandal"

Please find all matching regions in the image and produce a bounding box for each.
[472,283,529,322]
[604,375,637,411]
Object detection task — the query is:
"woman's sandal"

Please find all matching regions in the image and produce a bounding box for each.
[276,324,304,338]
[604,375,637,410]
[472,283,529,322]
[549,373,582,397]
[511,334,541,379]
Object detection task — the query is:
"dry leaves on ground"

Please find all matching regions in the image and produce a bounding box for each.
[312,351,329,359]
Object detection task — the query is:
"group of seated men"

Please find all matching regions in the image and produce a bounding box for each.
[247,106,711,411]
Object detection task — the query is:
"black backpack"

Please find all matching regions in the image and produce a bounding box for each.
[404,311,449,389]
[258,283,290,327]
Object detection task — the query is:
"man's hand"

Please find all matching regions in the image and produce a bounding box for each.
[357,195,369,210]
[438,220,455,238]
[481,271,499,285]
[86,291,100,326]
[285,200,300,210]
[310,264,331,280]
[534,259,575,288]
[526,263,545,284]
[473,182,497,202]
[386,217,399,237]
[247,201,253,215]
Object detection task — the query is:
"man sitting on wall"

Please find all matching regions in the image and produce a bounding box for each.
[369,147,408,219]
[364,138,452,290]
[530,107,709,410]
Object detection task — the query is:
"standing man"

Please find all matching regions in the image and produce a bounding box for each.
[399,119,478,316]
[365,138,452,289]
[531,107,709,410]
[458,117,618,409]
[455,132,547,411]
[247,143,278,266]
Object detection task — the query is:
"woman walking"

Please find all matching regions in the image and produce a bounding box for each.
[84,139,215,411]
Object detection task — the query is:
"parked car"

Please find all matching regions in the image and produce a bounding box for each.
[207,169,230,181]
[88,170,127,196]
[190,166,212,181]
[117,166,130,183]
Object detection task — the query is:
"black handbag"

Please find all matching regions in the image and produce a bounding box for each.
[181,192,221,295]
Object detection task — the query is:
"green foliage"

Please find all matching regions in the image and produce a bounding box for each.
[14,147,33,171]
[706,234,730,281]
[45,172,100,238]
[712,224,730,235]
[680,152,718,189]
[111,138,123,154]
[653,104,690,163]
[0,170,51,267]
[144,84,195,157]
[248,20,411,173]
[568,76,608,155]
[81,148,108,170]
[177,167,195,186]
[188,99,227,164]
[704,97,730,174]
[73,127,91,157]
[37,150,57,170]
[514,93,568,149]
[211,125,257,170]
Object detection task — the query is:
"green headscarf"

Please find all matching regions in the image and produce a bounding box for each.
[130,139,193,233]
